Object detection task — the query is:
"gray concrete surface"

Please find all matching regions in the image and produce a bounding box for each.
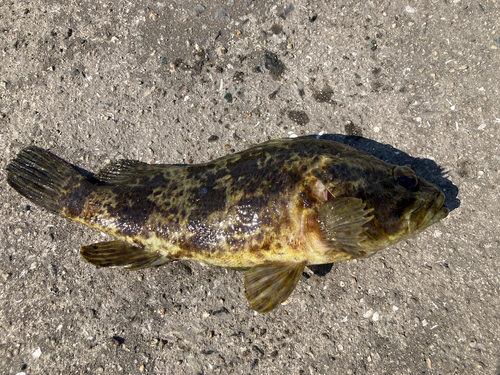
[1,0,499,374]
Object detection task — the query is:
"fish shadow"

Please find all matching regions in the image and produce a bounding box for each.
[306,133,460,277]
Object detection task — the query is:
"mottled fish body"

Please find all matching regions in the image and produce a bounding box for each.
[6,138,448,312]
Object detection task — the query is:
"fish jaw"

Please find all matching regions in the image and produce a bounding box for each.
[408,190,448,235]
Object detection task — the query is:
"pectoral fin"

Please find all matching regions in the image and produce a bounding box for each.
[81,240,170,270]
[244,261,307,313]
[318,197,374,257]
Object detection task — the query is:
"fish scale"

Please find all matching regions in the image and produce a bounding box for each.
[6,138,448,313]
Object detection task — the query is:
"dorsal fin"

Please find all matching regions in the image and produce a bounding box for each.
[96,160,172,185]
[96,160,149,184]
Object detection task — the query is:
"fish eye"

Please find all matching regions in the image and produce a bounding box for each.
[393,166,418,190]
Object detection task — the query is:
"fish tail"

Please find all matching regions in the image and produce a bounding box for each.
[6,146,94,217]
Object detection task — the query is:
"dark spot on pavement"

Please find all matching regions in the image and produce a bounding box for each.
[271,24,283,34]
[233,71,244,83]
[344,121,363,137]
[259,51,285,80]
[313,86,335,104]
[224,92,233,103]
[287,110,309,125]
[457,160,473,178]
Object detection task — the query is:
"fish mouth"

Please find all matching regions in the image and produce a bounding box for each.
[408,191,448,234]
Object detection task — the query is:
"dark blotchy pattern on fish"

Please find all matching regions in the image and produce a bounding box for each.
[6,138,448,312]
[70,142,316,266]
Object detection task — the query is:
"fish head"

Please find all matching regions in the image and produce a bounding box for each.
[313,153,449,256]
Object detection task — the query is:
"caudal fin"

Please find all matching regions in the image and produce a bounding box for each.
[6,146,90,216]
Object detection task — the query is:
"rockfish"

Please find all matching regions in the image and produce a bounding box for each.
[6,138,448,313]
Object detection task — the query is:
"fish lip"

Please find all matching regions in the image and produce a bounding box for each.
[429,203,449,224]
[408,191,448,233]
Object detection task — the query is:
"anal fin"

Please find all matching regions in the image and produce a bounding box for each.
[244,261,307,313]
[81,240,170,270]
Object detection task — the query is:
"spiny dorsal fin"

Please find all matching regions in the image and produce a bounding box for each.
[244,261,307,313]
[81,240,170,270]
[96,160,150,184]
[318,197,374,257]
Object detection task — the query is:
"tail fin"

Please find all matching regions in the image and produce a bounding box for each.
[6,146,91,216]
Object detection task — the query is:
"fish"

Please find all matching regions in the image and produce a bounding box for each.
[6,138,449,313]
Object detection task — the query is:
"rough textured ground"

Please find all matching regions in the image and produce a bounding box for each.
[1,0,499,374]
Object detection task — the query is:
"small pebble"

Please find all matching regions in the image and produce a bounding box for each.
[47,264,58,277]
[224,93,232,103]
[32,347,41,359]
[193,4,206,15]
[208,135,219,142]
[215,9,230,21]
[284,4,294,16]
